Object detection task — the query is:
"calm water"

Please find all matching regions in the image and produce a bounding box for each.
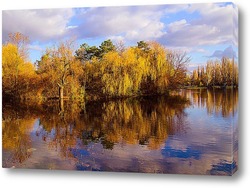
[2,89,238,175]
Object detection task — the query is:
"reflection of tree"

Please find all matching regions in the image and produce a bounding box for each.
[187,89,238,117]
[34,95,189,157]
[2,101,82,167]
[2,95,189,167]
[2,105,37,167]
[37,101,82,158]
[79,96,189,150]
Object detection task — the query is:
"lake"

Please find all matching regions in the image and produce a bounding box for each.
[2,89,238,175]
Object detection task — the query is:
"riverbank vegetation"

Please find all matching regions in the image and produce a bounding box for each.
[2,32,238,104]
[186,58,238,88]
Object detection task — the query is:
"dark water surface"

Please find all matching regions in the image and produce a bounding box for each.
[2,89,238,175]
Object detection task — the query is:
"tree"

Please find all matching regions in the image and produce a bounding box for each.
[137,41,150,53]
[214,60,222,85]
[147,42,168,93]
[115,40,126,55]
[191,70,199,86]
[190,57,238,87]
[206,61,213,86]
[232,59,238,87]
[75,43,100,61]
[8,32,29,61]
[75,39,115,61]
[37,40,83,100]
[2,43,23,95]
[200,66,206,86]
[2,38,38,100]
[166,50,190,88]
[99,39,116,57]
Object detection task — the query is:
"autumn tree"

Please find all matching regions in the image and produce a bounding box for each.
[2,43,23,96]
[206,61,213,86]
[166,50,190,88]
[8,32,30,61]
[99,41,170,97]
[146,42,168,93]
[191,70,199,86]
[37,40,83,100]
[189,57,238,87]
[100,51,125,96]
[232,59,238,87]
[137,41,150,53]
[115,40,126,55]
[2,33,38,101]
[99,46,147,97]
[81,40,189,97]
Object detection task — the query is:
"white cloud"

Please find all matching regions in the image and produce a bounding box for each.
[163,23,221,46]
[167,19,189,32]
[66,25,78,29]
[159,3,238,48]
[109,35,124,41]
[72,5,189,43]
[124,21,165,41]
[28,44,43,51]
[195,48,207,53]
[2,8,75,43]
[2,3,238,53]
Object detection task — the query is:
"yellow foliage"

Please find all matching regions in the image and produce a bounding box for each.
[99,43,170,97]
[3,36,190,101]
[37,41,84,100]
[2,43,23,78]
[2,43,38,99]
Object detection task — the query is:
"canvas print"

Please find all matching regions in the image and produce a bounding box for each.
[2,2,238,175]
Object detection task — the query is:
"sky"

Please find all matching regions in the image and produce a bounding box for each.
[2,2,238,69]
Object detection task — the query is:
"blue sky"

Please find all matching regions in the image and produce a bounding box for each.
[2,2,238,69]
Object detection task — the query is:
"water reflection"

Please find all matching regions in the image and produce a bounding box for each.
[180,88,238,117]
[2,89,238,175]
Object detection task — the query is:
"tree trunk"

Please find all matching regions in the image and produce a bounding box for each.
[59,86,64,99]
[59,98,64,112]
[59,98,65,118]
[58,86,64,118]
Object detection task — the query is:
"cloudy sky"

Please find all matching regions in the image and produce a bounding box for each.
[2,2,238,67]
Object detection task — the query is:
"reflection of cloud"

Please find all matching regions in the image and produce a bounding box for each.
[161,146,202,160]
[69,148,89,157]
[207,45,237,59]
[209,161,237,175]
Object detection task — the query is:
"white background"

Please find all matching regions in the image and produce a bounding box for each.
[0,0,249,187]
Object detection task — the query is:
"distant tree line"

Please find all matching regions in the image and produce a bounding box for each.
[187,58,238,88]
[2,32,238,103]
